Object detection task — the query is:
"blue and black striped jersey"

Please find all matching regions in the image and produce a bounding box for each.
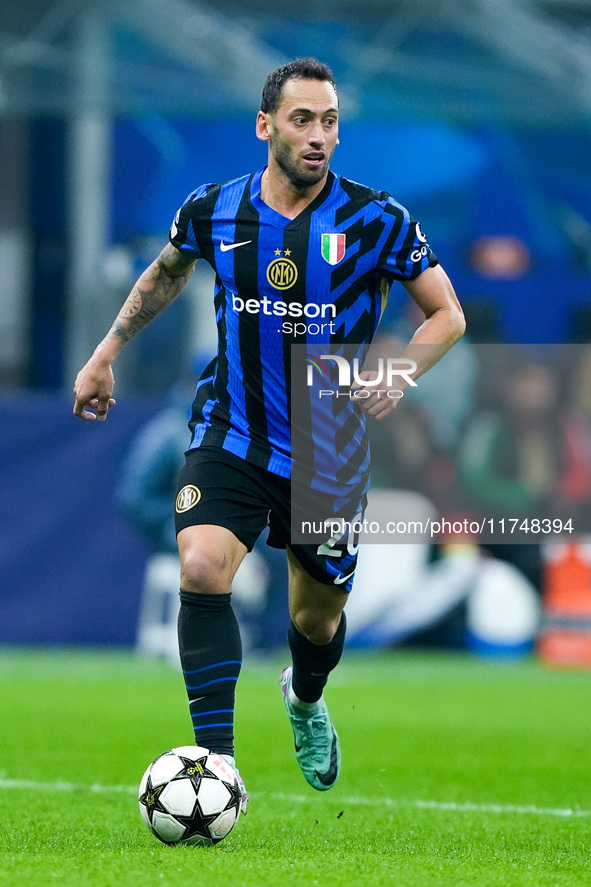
[170,165,438,496]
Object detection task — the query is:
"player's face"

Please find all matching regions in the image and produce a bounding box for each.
[265,78,339,190]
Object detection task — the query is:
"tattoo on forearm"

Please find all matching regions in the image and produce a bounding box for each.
[109,258,193,344]
[120,292,142,318]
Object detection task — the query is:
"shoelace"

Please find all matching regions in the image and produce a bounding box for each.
[293,713,331,759]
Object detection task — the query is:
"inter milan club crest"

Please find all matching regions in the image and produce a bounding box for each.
[321,233,346,266]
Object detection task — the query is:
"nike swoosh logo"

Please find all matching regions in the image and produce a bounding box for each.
[220,239,252,252]
[314,731,339,787]
[334,570,355,586]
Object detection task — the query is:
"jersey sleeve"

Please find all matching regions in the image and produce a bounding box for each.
[168,184,214,259]
[379,197,439,281]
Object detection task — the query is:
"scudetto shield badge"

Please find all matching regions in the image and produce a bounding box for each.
[321,233,346,265]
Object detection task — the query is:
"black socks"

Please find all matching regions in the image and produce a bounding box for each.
[178,590,346,751]
[178,590,242,757]
[288,613,346,704]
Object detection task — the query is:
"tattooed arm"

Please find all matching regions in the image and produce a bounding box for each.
[73,243,196,421]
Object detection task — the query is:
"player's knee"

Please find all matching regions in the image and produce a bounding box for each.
[180,546,233,595]
[293,610,339,646]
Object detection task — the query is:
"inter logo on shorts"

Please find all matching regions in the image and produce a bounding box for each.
[266,257,298,290]
[176,485,202,513]
[321,233,346,265]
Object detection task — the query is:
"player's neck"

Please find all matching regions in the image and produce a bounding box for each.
[260,167,327,220]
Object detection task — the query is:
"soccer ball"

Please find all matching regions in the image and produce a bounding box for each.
[139,745,243,846]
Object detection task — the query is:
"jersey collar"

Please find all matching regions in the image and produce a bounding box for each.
[250,166,336,227]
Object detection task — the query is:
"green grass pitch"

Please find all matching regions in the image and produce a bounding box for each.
[0,647,589,886]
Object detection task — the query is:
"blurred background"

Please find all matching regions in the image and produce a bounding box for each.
[2,0,591,660]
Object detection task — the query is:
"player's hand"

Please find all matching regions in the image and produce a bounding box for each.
[350,371,404,421]
[73,357,116,422]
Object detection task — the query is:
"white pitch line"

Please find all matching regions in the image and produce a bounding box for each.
[0,777,588,820]
[266,792,591,819]
[0,777,136,795]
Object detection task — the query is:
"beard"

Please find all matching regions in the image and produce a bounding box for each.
[269,129,332,190]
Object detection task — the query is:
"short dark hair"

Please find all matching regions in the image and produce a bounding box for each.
[260,57,337,114]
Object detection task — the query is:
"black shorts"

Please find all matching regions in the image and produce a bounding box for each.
[174,446,362,592]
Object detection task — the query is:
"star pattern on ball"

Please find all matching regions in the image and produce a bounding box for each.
[139,780,168,817]
[174,753,208,787]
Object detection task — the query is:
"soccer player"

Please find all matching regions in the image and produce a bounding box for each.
[73,58,465,805]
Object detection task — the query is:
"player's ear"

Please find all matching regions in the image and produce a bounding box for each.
[256,111,272,142]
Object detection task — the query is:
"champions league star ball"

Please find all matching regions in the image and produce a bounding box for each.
[139,746,243,846]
